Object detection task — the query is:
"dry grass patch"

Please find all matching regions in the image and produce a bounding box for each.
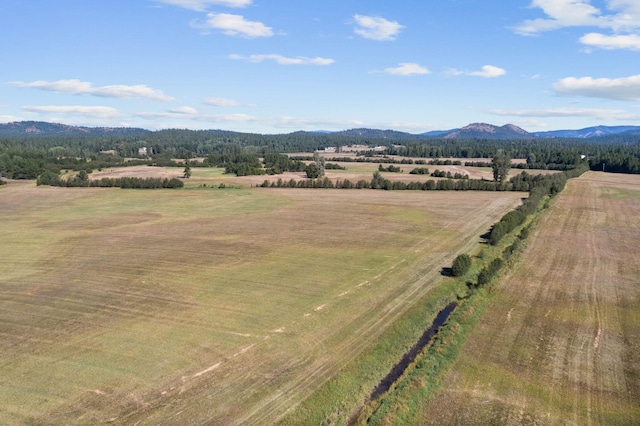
[0,181,523,424]
[420,172,640,425]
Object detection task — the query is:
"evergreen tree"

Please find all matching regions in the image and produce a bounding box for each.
[492,151,511,183]
[451,253,471,276]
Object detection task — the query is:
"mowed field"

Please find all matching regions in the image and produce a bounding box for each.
[86,160,558,189]
[0,180,523,424]
[422,172,640,425]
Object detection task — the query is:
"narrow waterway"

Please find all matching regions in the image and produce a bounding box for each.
[369,302,457,401]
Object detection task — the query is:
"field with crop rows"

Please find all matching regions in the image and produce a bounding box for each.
[0,179,523,424]
[420,172,640,425]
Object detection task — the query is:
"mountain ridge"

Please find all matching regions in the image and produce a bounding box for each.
[0,121,149,137]
[1,120,639,140]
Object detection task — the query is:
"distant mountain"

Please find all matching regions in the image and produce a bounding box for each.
[420,129,458,137]
[534,125,640,139]
[0,121,148,137]
[1,120,638,141]
[331,128,418,140]
[442,123,534,140]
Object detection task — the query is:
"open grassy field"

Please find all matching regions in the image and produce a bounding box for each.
[419,171,640,425]
[88,161,558,190]
[0,180,523,424]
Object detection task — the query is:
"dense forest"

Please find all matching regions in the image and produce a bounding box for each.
[0,127,639,181]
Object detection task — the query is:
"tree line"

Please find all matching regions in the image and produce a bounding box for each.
[36,170,183,189]
[1,128,639,181]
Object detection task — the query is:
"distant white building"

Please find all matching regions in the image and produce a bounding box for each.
[138,147,148,156]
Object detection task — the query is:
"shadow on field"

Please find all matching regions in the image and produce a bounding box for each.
[440,267,453,277]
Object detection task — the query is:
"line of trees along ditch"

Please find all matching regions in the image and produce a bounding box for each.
[0,130,638,180]
[355,163,589,423]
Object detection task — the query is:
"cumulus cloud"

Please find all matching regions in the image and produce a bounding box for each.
[193,13,273,37]
[513,0,603,35]
[22,105,121,119]
[10,79,175,102]
[153,0,252,10]
[553,74,640,101]
[488,107,634,120]
[580,32,640,50]
[229,53,334,65]
[383,63,430,76]
[353,15,404,41]
[513,0,640,45]
[468,65,507,78]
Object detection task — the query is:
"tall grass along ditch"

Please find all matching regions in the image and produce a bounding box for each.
[357,165,591,424]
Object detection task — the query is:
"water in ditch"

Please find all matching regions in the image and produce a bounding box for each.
[369,301,458,401]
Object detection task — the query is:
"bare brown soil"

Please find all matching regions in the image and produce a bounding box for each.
[421,172,640,425]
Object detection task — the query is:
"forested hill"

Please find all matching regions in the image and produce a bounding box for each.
[3,121,640,141]
[0,121,148,137]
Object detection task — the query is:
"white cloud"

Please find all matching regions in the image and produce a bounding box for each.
[229,54,334,65]
[22,105,121,119]
[169,106,198,114]
[383,63,430,76]
[444,68,465,77]
[154,0,252,10]
[514,0,640,35]
[353,15,404,41]
[269,116,365,130]
[468,65,507,78]
[194,13,273,37]
[488,107,634,120]
[10,79,175,102]
[0,115,21,123]
[514,0,603,35]
[553,74,640,101]
[445,66,506,78]
[137,110,256,123]
[580,32,640,50]
[204,97,243,106]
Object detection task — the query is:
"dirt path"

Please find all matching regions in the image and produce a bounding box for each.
[421,172,640,425]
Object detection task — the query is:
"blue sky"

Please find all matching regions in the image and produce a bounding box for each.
[1,0,639,133]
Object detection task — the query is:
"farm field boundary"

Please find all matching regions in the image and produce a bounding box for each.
[0,182,523,424]
[414,172,640,425]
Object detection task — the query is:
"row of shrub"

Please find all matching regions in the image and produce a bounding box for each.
[37,171,184,189]
[488,164,589,245]
[260,173,505,191]
[430,169,469,179]
[409,167,430,175]
[378,164,402,173]
[464,161,576,171]
[290,156,462,166]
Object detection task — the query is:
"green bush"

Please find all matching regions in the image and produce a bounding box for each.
[451,254,471,277]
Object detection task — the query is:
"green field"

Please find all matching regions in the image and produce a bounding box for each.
[0,180,522,424]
